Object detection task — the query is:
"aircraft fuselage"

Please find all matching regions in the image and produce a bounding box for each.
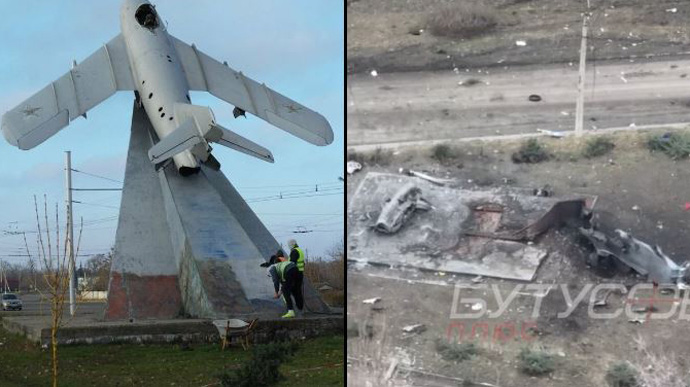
[121,0,201,175]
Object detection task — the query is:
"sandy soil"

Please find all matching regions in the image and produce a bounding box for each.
[347,131,690,386]
[347,0,690,74]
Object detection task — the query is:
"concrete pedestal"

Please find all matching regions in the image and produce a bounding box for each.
[105,103,329,320]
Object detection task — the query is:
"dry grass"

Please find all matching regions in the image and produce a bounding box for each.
[347,312,402,386]
[426,3,498,39]
[633,335,688,387]
[305,245,344,307]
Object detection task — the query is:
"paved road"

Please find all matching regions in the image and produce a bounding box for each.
[0,293,105,318]
[347,58,690,149]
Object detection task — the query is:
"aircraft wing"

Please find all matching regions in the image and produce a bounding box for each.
[171,36,334,146]
[1,34,135,150]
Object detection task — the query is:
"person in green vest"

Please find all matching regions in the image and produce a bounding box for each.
[261,254,304,318]
[287,239,305,296]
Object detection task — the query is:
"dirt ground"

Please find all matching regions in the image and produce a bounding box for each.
[347,0,690,74]
[346,130,690,386]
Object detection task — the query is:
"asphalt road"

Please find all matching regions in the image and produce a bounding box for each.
[0,293,105,318]
[347,58,690,149]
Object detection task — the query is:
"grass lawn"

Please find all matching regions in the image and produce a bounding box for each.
[0,321,343,386]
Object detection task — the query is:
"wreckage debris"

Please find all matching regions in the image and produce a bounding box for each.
[375,183,431,234]
[580,228,689,285]
[533,185,552,197]
[347,161,362,175]
[402,324,426,334]
[362,297,381,304]
[398,168,453,186]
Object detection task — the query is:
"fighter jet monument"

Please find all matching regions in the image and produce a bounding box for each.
[1,0,334,319]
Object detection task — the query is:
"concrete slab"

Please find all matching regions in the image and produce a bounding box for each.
[1,314,343,346]
[347,173,593,281]
[106,102,329,320]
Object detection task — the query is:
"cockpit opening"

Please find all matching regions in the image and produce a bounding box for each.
[135,4,159,30]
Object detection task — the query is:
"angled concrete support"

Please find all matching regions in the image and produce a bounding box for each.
[105,103,329,320]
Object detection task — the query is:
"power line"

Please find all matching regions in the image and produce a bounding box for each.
[237,182,342,190]
[72,201,119,210]
[247,189,344,203]
[70,168,123,184]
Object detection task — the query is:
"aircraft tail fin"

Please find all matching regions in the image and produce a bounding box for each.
[210,122,274,164]
[147,103,273,165]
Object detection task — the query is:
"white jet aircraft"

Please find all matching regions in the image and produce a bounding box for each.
[1,0,334,176]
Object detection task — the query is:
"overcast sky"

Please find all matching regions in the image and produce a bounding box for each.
[0,1,344,267]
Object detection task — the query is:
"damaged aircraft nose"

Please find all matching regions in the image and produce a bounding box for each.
[375,183,431,234]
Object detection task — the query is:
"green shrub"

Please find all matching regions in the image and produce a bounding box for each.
[583,136,615,158]
[435,339,478,362]
[512,139,550,164]
[366,147,393,166]
[426,3,497,38]
[347,149,360,162]
[647,133,690,160]
[606,362,638,387]
[431,143,459,163]
[518,348,555,376]
[219,341,299,387]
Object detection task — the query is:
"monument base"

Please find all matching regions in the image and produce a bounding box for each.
[105,103,330,320]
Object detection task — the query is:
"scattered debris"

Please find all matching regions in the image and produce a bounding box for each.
[399,168,453,186]
[347,161,362,175]
[459,78,482,87]
[528,94,542,102]
[384,358,398,381]
[632,306,658,313]
[533,185,552,197]
[537,128,564,138]
[515,40,527,46]
[402,324,427,334]
[470,303,483,311]
[375,183,431,234]
[593,288,614,307]
[362,297,381,304]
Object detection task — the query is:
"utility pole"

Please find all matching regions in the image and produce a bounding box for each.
[575,14,589,137]
[65,151,76,315]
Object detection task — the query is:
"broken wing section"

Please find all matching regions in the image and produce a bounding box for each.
[2,34,134,150]
[170,36,334,146]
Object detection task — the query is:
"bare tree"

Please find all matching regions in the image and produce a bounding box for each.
[25,195,83,387]
[83,250,113,291]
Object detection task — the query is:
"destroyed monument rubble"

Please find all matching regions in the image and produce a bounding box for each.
[348,173,596,281]
[349,172,688,285]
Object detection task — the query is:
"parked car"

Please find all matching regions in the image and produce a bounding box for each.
[1,293,22,311]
